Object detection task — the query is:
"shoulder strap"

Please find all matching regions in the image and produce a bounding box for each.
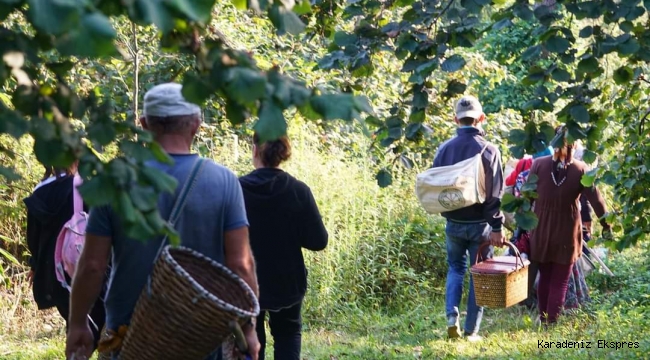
[153,157,206,259]
[72,174,83,214]
[479,143,489,156]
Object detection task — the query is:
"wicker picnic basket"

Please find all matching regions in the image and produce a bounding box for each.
[117,245,259,360]
[470,242,530,309]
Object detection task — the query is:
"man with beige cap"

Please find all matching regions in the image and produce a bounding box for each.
[65,83,261,359]
[432,95,506,341]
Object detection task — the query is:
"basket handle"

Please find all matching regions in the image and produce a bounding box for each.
[475,241,525,270]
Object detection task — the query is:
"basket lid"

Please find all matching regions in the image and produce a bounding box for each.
[471,256,530,275]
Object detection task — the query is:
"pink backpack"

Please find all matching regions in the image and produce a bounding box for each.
[54,175,87,290]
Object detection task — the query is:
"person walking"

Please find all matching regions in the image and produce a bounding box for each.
[64,83,261,360]
[432,95,506,341]
[24,164,106,349]
[239,134,328,360]
[528,126,610,325]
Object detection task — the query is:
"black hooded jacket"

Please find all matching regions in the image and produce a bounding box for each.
[23,175,78,309]
[239,168,328,310]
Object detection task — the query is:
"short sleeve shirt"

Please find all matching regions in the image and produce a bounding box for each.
[86,154,248,331]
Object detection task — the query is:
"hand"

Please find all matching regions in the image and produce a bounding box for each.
[489,231,506,247]
[65,322,94,360]
[27,270,34,287]
[242,326,261,360]
[583,221,592,237]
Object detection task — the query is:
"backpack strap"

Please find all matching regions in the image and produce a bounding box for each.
[72,174,83,214]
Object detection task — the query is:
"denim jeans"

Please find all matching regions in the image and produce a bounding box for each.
[445,221,493,334]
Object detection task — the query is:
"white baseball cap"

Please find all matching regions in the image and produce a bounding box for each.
[143,83,201,117]
[454,95,483,120]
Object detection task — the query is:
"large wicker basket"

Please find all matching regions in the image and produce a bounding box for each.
[117,246,259,360]
[470,242,529,309]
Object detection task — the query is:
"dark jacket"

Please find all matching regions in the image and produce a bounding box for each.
[239,168,328,310]
[23,175,76,309]
[432,127,505,232]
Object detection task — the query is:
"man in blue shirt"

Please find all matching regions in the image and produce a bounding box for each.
[65,83,260,359]
[433,95,506,341]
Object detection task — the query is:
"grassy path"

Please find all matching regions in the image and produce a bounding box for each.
[2,245,648,360]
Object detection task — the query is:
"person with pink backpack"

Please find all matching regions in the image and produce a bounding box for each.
[23,163,106,349]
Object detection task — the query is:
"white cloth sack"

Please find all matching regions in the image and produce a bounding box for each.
[415,146,487,214]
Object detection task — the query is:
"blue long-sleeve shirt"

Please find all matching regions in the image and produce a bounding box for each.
[432,127,505,232]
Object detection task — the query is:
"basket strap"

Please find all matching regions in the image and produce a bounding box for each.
[151,157,206,265]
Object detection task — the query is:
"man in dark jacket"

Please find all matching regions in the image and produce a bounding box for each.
[432,95,506,341]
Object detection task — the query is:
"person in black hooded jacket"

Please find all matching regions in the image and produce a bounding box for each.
[239,134,328,360]
[23,165,106,348]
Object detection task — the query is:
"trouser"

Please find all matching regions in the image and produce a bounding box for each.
[444,221,493,335]
[256,301,302,360]
[537,262,573,324]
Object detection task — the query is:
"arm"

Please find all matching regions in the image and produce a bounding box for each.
[25,211,39,269]
[69,233,111,327]
[579,193,592,223]
[482,146,505,233]
[299,186,328,251]
[224,226,259,297]
[582,186,610,230]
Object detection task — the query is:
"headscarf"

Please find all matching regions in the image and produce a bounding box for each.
[550,125,575,184]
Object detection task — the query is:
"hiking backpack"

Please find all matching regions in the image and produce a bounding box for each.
[53,174,87,290]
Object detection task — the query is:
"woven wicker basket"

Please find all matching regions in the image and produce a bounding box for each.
[470,242,529,309]
[117,246,259,360]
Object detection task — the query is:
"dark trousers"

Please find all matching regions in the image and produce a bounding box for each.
[256,302,302,360]
[55,296,106,349]
[537,262,572,324]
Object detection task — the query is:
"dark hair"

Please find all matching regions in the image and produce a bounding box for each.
[253,133,291,168]
[145,114,199,134]
[41,165,75,181]
[458,117,477,126]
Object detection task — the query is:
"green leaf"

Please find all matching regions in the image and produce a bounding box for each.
[445,80,467,97]
[182,73,213,106]
[131,0,174,33]
[0,107,28,138]
[254,101,287,142]
[77,175,117,207]
[334,31,357,47]
[224,67,267,104]
[293,0,311,15]
[0,165,20,182]
[225,100,248,125]
[55,12,117,58]
[149,142,173,164]
[33,139,75,168]
[311,94,362,121]
[521,45,541,61]
[579,26,593,38]
[508,129,527,144]
[577,57,600,74]
[0,0,20,21]
[231,0,246,10]
[27,0,80,35]
[545,35,570,53]
[582,150,597,164]
[166,0,215,23]
[129,186,159,212]
[376,168,392,187]
[88,121,117,147]
[268,3,306,35]
[617,37,640,56]
[515,210,538,230]
[581,172,595,187]
[140,167,178,194]
[120,141,155,162]
[551,68,571,82]
[570,105,590,123]
[441,54,466,72]
[613,66,634,84]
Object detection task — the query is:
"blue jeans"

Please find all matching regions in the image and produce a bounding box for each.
[445,221,493,334]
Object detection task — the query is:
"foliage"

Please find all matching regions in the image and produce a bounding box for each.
[0,0,372,243]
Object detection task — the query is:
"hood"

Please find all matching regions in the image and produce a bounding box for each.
[239,168,293,200]
[23,176,73,224]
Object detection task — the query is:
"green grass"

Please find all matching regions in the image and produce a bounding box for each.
[2,245,648,360]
